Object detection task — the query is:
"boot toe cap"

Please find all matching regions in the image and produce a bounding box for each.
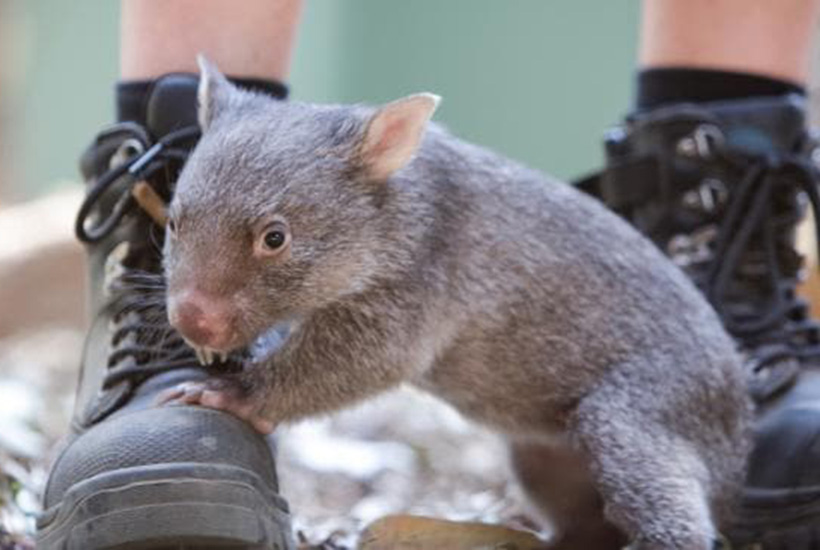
[43,404,280,508]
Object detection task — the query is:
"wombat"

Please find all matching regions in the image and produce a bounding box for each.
[160,57,751,550]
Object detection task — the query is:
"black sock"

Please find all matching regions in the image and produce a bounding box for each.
[116,75,288,124]
[636,68,805,111]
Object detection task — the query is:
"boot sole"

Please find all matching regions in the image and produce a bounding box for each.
[729,485,820,549]
[35,462,294,550]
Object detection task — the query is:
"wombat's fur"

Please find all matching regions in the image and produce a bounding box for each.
[162,58,751,550]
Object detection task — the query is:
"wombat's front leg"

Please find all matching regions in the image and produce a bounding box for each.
[158,375,277,433]
[160,305,423,432]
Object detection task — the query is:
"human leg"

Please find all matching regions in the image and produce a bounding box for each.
[37,2,302,549]
[579,1,820,548]
[120,0,301,80]
[639,0,819,84]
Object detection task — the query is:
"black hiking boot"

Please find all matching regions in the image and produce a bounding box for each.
[35,74,294,550]
[578,94,820,548]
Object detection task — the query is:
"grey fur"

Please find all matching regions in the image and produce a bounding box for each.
[163,63,752,550]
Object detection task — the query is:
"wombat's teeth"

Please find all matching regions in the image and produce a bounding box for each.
[194,347,215,366]
[218,352,228,363]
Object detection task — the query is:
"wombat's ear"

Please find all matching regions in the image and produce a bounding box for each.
[357,93,441,181]
[197,54,234,130]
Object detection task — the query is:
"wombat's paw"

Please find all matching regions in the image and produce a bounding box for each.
[157,379,276,434]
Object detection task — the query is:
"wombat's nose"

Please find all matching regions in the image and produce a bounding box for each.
[168,291,236,350]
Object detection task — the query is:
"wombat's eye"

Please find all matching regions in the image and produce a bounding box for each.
[264,230,286,250]
[167,219,177,233]
[255,221,291,258]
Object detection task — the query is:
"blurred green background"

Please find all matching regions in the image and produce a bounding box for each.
[2,0,639,202]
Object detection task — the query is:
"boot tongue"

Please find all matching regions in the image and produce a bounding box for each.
[625,94,807,164]
[144,73,201,140]
[705,94,807,156]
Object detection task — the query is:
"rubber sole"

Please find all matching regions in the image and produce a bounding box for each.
[728,485,820,549]
[35,462,294,550]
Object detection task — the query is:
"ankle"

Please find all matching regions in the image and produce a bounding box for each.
[116,74,288,125]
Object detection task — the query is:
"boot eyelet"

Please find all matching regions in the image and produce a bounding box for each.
[681,178,728,213]
[676,124,725,159]
[103,242,131,298]
[109,138,146,170]
[667,225,718,267]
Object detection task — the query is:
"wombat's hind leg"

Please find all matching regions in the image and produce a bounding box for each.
[573,390,718,550]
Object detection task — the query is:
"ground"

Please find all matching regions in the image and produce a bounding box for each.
[0,190,548,549]
[5,189,819,549]
[0,326,544,550]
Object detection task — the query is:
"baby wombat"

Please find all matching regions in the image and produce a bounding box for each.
[161,57,751,550]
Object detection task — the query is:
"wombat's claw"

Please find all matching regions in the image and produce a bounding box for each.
[155,381,205,405]
[157,380,276,434]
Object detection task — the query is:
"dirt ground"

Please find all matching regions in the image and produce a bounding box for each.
[0,190,551,549]
[0,324,544,549]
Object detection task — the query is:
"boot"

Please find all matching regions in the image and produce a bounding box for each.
[578,94,820,548]
[35,74,294,550]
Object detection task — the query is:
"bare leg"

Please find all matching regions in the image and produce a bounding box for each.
[632,4,820,549]
[35,3,306,549]
[121,0,303,80]
[585,3,820,549]
[640,0,820,83]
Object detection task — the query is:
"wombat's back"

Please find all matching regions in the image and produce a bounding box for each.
[413,126,739,371]
[411,128,750,509]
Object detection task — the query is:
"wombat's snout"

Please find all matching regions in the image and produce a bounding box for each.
[168,290,239,351]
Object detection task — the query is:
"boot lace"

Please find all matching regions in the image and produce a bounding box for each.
[73,124,235,401]
[665,128,820,402]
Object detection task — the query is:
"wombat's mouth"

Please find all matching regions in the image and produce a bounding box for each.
[182,339,244,367]
[182,320,296,367]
